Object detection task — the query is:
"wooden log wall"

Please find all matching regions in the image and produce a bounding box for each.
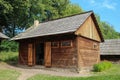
[77,36,100,68]
[18,33,78,68]
[19,42,28,65]
[51,39,77,68]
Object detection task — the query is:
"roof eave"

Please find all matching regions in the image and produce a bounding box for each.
[91,13,104,42]
[11,31,75,41]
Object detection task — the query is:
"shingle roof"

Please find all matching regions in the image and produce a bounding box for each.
[100,39,120,55]
[0,32,9,39]
[11,11,103,41]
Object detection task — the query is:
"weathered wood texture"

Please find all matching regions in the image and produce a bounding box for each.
[19,42,28,65]
[18,33,100,69]
[75,15,101,42]
[77,36,100,68]
[51,39,77,68]
[45,42,51,67]
[28,43,33,66]
[18,34,77,68]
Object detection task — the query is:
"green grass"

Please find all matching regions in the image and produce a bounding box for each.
[0,52,20,80]
[28,75,120,80]
[0,52,18,64]
[0,69,20,80]
[27,64,120,80]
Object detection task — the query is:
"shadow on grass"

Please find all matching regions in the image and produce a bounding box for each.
[3,56,18,65]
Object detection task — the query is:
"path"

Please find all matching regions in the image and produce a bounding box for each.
[0,62,91,80]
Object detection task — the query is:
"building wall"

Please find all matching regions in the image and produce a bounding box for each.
[75,15,101,42]
[18,34,78,68]
[19,42,28,65]
[51,39,77,68]
[18,34,101,69]
[77,36,100,69]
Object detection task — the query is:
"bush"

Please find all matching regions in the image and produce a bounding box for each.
[0,40,18,52]
[93,61,112,72]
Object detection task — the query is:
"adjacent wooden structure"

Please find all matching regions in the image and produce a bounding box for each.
[100,39,120,62]
[12,11,104,71]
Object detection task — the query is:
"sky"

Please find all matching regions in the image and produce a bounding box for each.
[70,0,120,32]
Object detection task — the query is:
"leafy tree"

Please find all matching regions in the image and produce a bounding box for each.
[0,40,18,52]
[0,0,83,37]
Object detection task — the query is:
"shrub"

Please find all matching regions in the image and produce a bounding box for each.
[93,61,112,72]
[0,40,18,52]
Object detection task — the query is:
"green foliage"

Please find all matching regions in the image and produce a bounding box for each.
[0,0,83,37]
[0,40,18,52]
[0,52,18,64]
[93,61,112,72]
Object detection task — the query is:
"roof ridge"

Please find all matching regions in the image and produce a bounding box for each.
[40,10,93,24]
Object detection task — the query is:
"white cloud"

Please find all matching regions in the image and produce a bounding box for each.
[86,0,117,10]
[102,0,117,10]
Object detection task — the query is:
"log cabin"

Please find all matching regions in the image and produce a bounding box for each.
[11,11,104,71]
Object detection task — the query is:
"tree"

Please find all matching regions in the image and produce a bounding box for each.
[0,0,83,37]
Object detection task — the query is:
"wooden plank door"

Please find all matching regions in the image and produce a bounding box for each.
[44,42,51,67]
[28,43,33,66]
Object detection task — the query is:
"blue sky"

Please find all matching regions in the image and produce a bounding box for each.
[70,0,120,32]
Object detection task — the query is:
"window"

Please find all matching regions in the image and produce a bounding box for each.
[93,43,98,49]
[51,42,59,48]
[61,40,72,47]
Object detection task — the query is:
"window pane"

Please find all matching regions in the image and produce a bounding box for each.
[61,40,72,47]
[51,42,59,48]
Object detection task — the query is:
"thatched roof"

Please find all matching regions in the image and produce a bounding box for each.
[0,32,9,39]
[11,11,104,41]
[100,39,120,55]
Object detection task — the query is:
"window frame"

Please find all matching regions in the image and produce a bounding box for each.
[51,41,59,48]
[93,43,98,49]
[60,40,73,48]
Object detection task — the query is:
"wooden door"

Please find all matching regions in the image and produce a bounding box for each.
[28,43,33,66]
[44,42,51,67]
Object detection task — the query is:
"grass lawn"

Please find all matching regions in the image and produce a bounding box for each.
[0,69,20,80]
[0,52,20,80]
[27,64,120,80]
[0,52,18,64]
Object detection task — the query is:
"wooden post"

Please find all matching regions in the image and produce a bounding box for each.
[44,42,51,67]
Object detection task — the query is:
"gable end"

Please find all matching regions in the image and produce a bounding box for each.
[75,13,104,42]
